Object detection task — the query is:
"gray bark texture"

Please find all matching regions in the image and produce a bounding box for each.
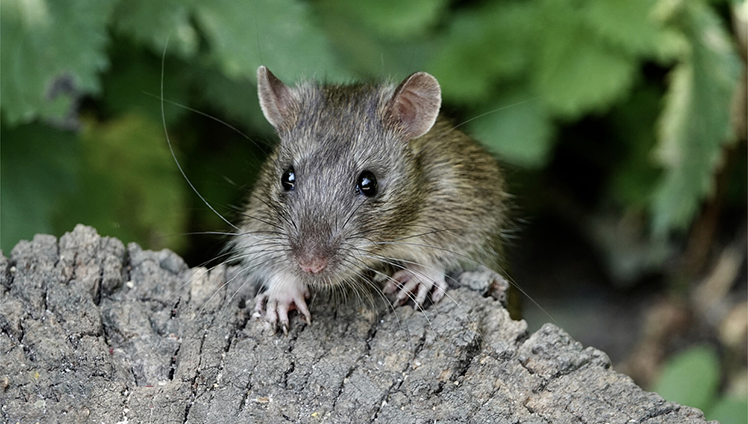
[0,225,713,423]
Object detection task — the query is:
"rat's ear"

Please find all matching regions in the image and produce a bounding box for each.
[257,66,294,129]
[389,72,441,139]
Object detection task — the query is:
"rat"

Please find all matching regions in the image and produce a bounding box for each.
[230,66,508,333]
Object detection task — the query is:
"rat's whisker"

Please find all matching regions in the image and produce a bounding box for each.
[160,37,240,233]
[146,91,271,154]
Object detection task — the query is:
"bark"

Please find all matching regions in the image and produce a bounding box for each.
[0,225,713,423]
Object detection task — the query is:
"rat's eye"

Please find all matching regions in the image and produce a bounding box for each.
[281,166,296,191]
[356,170,378,197]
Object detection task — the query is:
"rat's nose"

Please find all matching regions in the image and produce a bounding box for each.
[299,256,328,274]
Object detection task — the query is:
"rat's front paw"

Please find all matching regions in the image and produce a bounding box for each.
[253,278,311,334]
[383,264,448,307]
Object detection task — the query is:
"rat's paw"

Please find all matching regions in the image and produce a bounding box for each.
[383,264,448,307]
[253,279,311,334]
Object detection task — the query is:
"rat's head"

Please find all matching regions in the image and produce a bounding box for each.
[249,66,441,286]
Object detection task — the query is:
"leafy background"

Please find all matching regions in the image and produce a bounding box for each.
[1,0,746,421]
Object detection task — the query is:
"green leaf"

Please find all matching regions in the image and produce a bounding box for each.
[112,0,198,58]
[194,0,346,82]
[319,0,448,40]
[707,396,748,424]
[56,114,188,252]
[314,0,441,78]
[428,2,536,103]
[653,345,720,411]
[469,88,554,168]
[534,0,638,118]
[0,124,80,253]
[1,0,115,126]
[583,0,680,59]
[651,1,741,234]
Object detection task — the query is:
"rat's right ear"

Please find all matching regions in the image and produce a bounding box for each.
[389,72,441,140]
[257,66,293,129]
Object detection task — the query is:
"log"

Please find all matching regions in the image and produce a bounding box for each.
[0,225,713,423]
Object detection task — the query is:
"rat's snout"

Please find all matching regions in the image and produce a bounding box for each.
[298,255,328,274]
[290,218,340,276]
[292,237,336,275]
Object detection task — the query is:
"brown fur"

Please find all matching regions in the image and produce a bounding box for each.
[231,70,508,299]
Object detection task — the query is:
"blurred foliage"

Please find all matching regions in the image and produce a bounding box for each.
[653,345,748,424]
[651,0,743,236]
[2,0,115,125]
[0,0,743,260]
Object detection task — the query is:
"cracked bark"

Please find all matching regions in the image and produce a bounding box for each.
[0,225,716,424]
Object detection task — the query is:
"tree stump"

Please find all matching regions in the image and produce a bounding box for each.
[0,225,713,423]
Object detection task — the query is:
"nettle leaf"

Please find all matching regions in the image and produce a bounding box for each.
[429,2,536,103]
[112,0,198,58]
[469,87,554,168]
[57,114,188,252]
[319,0,448,40]
[533,0,638,118]
[0,124,80,253]
[583,0,679,59]
[314,0,440,78]
[653,345,720,411]
[1,0,115,125]
[651,1,741,235]
[194,0,346,82]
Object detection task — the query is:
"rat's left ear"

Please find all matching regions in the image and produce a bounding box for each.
[257,66,294,129]
[388,72,441,140]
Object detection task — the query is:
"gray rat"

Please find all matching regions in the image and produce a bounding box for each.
[231,66,508,332]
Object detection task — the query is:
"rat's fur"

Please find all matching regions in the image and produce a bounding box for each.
[231,67,507,332]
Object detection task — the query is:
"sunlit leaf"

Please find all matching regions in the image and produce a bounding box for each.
[194,0,347,82]
[534,0,637,118]
[1,0,115,125]
[651,1,741,235]
[112,0,198,58]
[583,0,680,59]
[429,2,535,103]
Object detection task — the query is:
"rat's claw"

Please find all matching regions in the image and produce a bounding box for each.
[265,298,279,328]
[385,265,447,307]
[252,292,269,320]
[383,270,411,305]
[253,278,311,334]
[393,270,420,305]
[382,277,402,295]
[430,277,448,303]
[296,298,312,325]
[415,279,431,305]
[277,301,291,334]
